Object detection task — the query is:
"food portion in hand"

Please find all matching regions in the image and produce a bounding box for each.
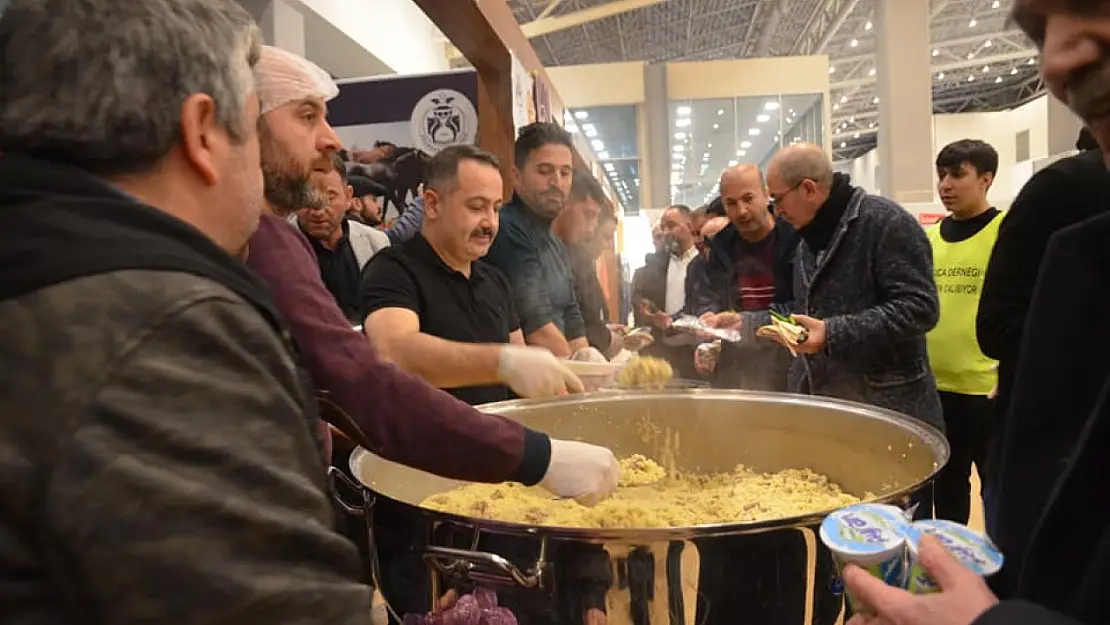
[672,314,743,343]
[402,588,517,625]
[904,519,1003,594]
[616,356,674,389]
[621,327,655,351]
[421,458,863,529]
[618,454,666,487]
[757,310,809,356]
[694,340,722,374]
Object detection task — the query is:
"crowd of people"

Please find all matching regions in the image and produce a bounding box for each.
[0,0,1107,624]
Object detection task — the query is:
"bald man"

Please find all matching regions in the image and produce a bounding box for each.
[760,144,942,434]
[687,164,799,390]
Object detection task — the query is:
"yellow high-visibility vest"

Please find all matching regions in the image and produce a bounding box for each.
[925,214,1003,395]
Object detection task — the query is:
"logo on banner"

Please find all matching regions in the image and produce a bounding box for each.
[411,89,477,154]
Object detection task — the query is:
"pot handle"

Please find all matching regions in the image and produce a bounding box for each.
[422,545,543,589]
[327,466,366,516]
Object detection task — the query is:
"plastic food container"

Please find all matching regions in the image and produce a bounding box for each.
[904,519,1003,594]
[819,503,911,613]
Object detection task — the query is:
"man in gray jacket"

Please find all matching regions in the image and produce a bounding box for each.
[0,0,373,623]
[762,145,943,431]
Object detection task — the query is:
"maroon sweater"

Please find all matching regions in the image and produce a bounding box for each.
[245,214,550,484]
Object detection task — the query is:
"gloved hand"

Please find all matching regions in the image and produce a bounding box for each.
[497,345,585,397]
[571,346,609,363]
[539,439,620,506]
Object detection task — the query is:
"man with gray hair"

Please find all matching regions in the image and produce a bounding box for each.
[748,145,942,432]
[0,0,374,622]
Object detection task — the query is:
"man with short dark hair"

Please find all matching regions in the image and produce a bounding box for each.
[486,123,596,359]
[553,173,620,356]
[347,173,386,226]
[926,139,1002,524]
[358,145,592,406]
[297,153,389,323]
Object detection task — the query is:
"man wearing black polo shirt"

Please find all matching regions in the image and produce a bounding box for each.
[358,145,583,405]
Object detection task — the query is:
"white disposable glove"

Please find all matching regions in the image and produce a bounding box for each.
[571,346,609,363]
[539,439,620,506]
[497,345,585,398]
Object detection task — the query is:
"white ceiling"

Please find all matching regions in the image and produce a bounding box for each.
[510,0,1040,163]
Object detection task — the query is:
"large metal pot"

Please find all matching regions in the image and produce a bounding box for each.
[331,390,948,625]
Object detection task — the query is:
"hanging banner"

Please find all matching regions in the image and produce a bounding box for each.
[511,54,536,133]
[328,69,479,221]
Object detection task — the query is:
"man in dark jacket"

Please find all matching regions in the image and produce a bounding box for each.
[688,164,798,390]
[0,1,372,622]
[975,129,1110,535]
[761,145,943,431]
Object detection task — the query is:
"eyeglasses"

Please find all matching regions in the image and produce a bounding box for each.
[768,179,812,204]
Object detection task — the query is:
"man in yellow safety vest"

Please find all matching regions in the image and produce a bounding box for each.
[925,138,1003,524]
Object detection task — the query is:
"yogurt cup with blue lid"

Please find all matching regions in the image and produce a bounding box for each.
[904,519,1004,594]
[820,503,911,612]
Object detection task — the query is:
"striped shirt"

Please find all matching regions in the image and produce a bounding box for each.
[733,229,777,311]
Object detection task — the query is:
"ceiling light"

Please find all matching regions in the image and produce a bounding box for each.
[1028,58,1035,65]
[728,159,738,167]
[676,105,692,116]
[574,110,588,120]
[757,114,771,123]
[707,143,713,148]
[1010,67,1018,75]
[968,74,975,82]
[833,103,840,111]
[597,151,610,159]
[932,49,939,57]
[737,149,747,156]
[982,65,990,72]
[740,141,752,149]
[969,19,977,27]
[713,123,719,130]
[865,21,872,30]
[937,72,945,79]
[765,101,780,111]
[582,124,598,137]
[853,133,860,139]
[717,109,725,116]
[869,121,875,128]
[850,38,859,47]
[591,139,604,151]
[840,141,847,148]
[984,39,993,48]
[868,68,876,76]
[702,153,710,159]
[748,128,761,136]
[873,96,880,104]
[995,76,1003,83]
[967,52,976,59]
[673,145,684,152]
[604,162,615,171]
[676,118,691,128]
[841,95,848,103]
[829,66,836,74]
[992,0,999,7]
[566,123,579,133]
[675,132,686,139]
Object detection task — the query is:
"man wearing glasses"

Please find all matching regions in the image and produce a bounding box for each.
[759,144,943,436]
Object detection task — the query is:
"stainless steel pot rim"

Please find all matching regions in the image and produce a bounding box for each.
[347,389,948,541]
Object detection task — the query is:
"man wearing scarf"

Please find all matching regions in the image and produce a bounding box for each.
[760,145,943,435]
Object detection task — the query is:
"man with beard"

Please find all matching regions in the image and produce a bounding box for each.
[358,145,584,405]
[843,3,1110,624]
[244,47,619,501]
[486,122,599,359]
[297,153,389,323]
[0,1,374,621]
[347,173,386,227]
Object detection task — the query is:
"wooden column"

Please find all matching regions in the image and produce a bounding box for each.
[411,0,516,200]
